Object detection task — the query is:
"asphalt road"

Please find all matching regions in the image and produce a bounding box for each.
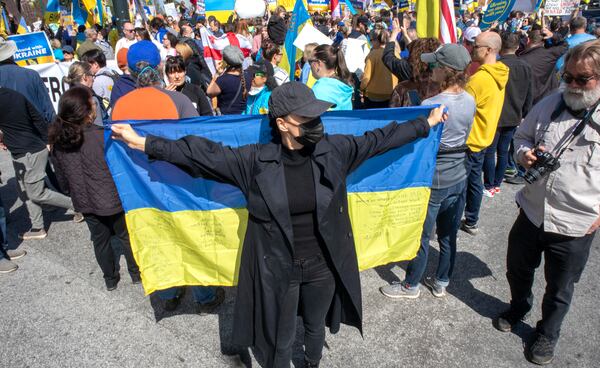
[1,150,598,368]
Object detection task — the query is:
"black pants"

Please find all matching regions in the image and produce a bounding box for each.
[84,212,139,286]
[506,211,595,340]
[273,254,336,367]
[362,97,390,109]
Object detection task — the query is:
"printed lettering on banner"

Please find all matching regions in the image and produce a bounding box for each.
[8,32,55,66]
[480,0,516,30]
[544,0,580,16]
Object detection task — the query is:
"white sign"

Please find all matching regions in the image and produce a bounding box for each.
[544,0,580,16]
[26,61,120,112]
[164,3,180,20]
[343,38,370,75]
[293,23,333,51]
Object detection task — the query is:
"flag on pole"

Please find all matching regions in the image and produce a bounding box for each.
[416,0,456,43]
[200,27,253,75]
[205,0,235,23]
[0,7,9,35]
[45,0,61,24]
[17,17,28,34]
[280,0,311,79]
[96,0,107,26]
[72,0,97,28]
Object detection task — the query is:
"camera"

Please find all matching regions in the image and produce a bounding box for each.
[523,148,561,184]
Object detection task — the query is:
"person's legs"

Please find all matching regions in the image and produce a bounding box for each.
[21,150,73,211]
[12,156,44,230]
[84,214,119,288]
[404,188,445,287]
[272,263,301,368]
[493,127,517,188]
[435,180,467,286]
[506,211,543,318]
[464,150,486,226]
[191,286,217,304]
[299,254,336,366]
[111,212,140,278]
[536,231,595,340]
[483,132,500,190]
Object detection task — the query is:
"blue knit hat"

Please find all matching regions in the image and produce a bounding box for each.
[127,40,161,72]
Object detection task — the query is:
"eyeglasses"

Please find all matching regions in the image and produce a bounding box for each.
[561,72,598,86]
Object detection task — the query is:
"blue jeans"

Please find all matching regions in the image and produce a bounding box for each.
[0,196,7,260]
[157,286,216,304]
[483,127,517,189]
[404,180,467,288]
[464,150,486,226]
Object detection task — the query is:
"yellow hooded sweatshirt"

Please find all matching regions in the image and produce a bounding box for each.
[465,62,510,152]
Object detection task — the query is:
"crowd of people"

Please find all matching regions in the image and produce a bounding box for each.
[1,3,600,368]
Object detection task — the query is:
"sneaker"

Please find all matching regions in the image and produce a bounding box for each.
[423,277,446,298]
[19,229,47,240]
[460,220,479,235]
[492,309,528,332]
[73,212,85,223]
[504,167,517,178]
[105,274,120,291]
[526,333,557,365]
[197,287,226,314]
[0,258,18,273]
[131,273,142,284]
[380,282,420,299]
[494,187,501,195]
[164,288,185,312]
[505,175,526,185]
[6,249,27,260]
[483,188,495,198]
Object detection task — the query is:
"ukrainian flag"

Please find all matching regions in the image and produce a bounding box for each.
[17,17,28,34]
[44,0,61,24]
[105,107,442,295]
[0,7,9,36]
[205,0,235,23]
[72,0,97,28]
[280,0,311,80]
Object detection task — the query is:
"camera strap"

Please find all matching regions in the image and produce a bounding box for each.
[552,100,600,160]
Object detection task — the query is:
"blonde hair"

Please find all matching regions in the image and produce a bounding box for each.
[304,43,318,61]
[51,38,61,49]
[175,42,194,61]
[63,61,92,87]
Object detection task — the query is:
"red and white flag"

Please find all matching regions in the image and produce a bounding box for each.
[331,0,341,18]
[439,0,457,44]
[200,27,253,75]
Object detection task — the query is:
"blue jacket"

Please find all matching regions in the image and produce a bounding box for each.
[555,33,597,70]
[109,74,136,109]
[0,61,56,123]
[244,87,271,115]
[312,77,354,111]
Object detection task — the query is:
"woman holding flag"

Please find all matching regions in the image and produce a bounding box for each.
[111,82,447,368]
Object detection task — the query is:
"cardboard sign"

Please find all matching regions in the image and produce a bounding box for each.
[293,23,333,51]
[544,0,580,16]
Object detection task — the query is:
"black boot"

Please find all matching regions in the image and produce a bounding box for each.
[304,359,319,368]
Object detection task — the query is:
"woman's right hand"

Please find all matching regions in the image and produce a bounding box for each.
[111,124,147,152]
[427,105,448,127]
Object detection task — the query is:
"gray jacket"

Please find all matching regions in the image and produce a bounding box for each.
[513,92,600,237]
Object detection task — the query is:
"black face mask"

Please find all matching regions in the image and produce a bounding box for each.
[294,117,324,146]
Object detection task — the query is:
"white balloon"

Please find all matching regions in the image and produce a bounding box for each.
[234,0,266,19]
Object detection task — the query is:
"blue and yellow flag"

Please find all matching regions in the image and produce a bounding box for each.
[96,0,107,26]
[45,0,61,24]
[0,7,9,35]
[105,107,442,295]
[280,0,311,80]
[16,17,28,34]
[205,0,235,23]
[72,0,97,28]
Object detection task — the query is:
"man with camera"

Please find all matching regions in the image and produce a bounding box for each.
[493,42,600,365]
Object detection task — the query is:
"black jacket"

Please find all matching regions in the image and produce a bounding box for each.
[53,125,123,216]
[518,36,567,105]
[145,117,431,367]
[185,54,212,90]
[497,54,533,128]
[0,87,47,158]
[267,14,287,45]
[382,42,412,82]
[178,83,213,116]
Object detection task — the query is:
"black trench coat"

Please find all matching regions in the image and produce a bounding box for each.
[145,117,431,367]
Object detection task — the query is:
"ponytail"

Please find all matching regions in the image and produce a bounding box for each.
[313,44,352,86]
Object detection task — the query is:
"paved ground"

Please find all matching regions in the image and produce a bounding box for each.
[1,149,598,368]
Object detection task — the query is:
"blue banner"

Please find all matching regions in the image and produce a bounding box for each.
[480,0,516,30]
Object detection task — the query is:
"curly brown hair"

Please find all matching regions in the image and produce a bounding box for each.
[407,37,442,83]
[437,65,468,91]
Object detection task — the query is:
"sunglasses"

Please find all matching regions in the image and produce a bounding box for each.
[254,72,266,77]
[561,72,598,86]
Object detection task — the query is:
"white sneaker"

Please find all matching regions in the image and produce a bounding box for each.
[483,189,495,198]
[0,258,18,273]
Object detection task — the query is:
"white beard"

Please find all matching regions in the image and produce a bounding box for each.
[563,84,600,111]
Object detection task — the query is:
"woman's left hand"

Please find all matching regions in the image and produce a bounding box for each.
[427,105,448,127]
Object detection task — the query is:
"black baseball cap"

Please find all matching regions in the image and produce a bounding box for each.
[268,82,334,119]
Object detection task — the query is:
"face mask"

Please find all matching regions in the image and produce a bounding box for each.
[249,85,265,96]
[294,117,324,146]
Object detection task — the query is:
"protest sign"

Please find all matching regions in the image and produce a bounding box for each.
[293,23,333,51]
[308,0,329,12]
[543,0,580,16]
[8,32,55,66]
[163,3,179,19]
[480,0,516,30]
[344,38,370,75]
